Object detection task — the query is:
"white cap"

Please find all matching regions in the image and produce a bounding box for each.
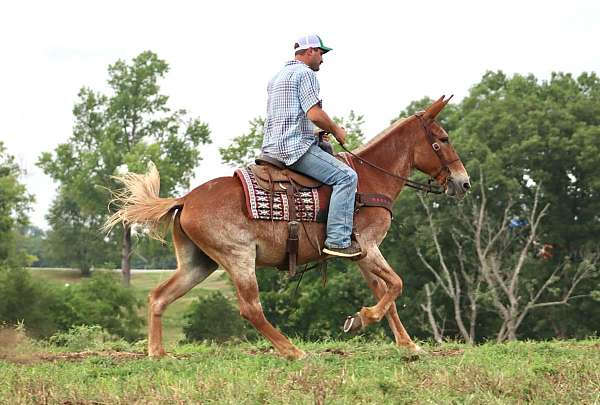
[294,35,332,53]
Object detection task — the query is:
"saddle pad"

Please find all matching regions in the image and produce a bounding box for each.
[235,168,321,222]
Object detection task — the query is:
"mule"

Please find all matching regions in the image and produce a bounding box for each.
[104,96,470,359]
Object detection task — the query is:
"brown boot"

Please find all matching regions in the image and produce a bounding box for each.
[323,241,362,258]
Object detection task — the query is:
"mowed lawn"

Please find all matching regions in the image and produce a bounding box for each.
[27,268,233,346]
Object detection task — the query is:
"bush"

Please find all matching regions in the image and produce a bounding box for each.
[183,291,256,343]
[48,325,130,351]
[0,266,61,337]
[52,272,144,341]
[0,268,144,341]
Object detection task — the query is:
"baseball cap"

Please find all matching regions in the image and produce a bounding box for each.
[294,35,333,53]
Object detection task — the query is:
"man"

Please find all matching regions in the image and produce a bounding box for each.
[261,34,361,258]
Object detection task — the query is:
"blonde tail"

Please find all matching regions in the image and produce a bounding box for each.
[102,162,183,240]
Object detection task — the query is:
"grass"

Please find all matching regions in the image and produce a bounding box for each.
[27,268,232,346]
[1,328,599,404]
[7,270,600,403]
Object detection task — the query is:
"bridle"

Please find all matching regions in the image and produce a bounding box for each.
[337,113,459,194]
[415,112,461,184]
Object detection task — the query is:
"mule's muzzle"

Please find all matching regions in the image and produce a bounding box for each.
[446,174,470,199]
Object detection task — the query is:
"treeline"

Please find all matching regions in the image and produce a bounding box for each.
[1,51,598,343]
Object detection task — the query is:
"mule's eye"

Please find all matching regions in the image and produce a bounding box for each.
[441,138,450,144]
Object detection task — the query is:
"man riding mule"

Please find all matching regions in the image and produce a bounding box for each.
[261,34,361,258]
[104,93,470,359]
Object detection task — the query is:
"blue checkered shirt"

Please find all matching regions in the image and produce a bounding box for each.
[261,60,320,165]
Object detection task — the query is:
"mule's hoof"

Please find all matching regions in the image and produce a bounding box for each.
[343,313,363,333]
[407,344,427,357]
[284,349,307,360]
[411,344,426,355]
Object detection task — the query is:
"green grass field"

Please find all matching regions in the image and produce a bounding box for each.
[27,268,232,346]
[1,328,598,404]
[1,270,598,403]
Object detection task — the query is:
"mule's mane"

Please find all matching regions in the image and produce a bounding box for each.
[353,116,411,154]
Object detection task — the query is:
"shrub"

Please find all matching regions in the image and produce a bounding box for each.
[48,325,130,351]
[52,272,144,341]
[0,266,61,337]
[0,268,143,341]
[183,291,256,343]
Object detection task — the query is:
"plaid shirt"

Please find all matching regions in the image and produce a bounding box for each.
[262,60,320,165]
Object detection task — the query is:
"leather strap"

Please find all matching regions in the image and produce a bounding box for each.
[285,181,298,278]
[355,193,393,217]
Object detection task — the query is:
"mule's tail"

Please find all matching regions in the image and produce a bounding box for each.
[102,162,183,240]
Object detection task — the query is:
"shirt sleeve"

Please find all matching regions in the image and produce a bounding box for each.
[297,70,321,113]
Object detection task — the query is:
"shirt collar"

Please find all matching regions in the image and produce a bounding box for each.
[285,60,306,67]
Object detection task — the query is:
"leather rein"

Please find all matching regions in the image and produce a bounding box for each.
[337,113,459,195]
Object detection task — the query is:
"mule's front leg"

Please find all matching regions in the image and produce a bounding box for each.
[345,247,404,330]
[358,264,423,354]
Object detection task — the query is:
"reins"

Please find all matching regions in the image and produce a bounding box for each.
[335,113,449,194]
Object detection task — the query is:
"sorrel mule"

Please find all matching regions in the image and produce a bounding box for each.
[104,96,470,359]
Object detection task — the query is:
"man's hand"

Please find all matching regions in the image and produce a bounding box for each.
[333,127,347,145]
[307,105,348,145]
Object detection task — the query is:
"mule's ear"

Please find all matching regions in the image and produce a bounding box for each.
[423,95,453,120]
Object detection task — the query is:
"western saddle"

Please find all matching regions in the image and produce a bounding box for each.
[250,152,393,278]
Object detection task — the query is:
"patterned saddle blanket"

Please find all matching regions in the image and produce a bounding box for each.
[235,167,329,222]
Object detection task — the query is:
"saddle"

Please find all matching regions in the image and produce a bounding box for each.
[244,153,393,278]
[251,159,323,191]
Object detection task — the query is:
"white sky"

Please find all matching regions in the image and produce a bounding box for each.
[1,0,598,229]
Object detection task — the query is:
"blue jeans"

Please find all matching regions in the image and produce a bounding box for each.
[289,144,358,248]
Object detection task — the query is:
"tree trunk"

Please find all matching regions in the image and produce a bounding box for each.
[121,224,132,287]
[80,263,92,277]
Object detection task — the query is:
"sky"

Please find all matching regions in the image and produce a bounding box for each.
[1,0,598,229]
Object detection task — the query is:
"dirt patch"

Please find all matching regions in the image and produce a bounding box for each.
[319,348,350,357]
[245,346,463,359]
[36,350,146,362]
[1,350,147,364]
[429,347,465,357]
[246,347,278,356]
[245,347,351,357]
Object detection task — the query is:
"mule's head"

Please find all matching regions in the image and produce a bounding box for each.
[413,95,470,198]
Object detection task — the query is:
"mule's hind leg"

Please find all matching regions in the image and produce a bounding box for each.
[217,250,305,360]
[358,266,422,354]
[148,213,218,357]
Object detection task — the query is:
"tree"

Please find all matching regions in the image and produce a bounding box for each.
[44,190,117,276]
[0,141,33,266]
[38,51,211,285]
[219,111,366,166]
[418,176,599,342]
[455,71,600,251]
[383,72,600,343]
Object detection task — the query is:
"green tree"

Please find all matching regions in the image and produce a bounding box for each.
[44,191,117,275]
[14,225,47,267]
[0,141,33,266]
[219,111,366,166]
[455,71,600,250]
[38,51,211,286]
[387,72,600,342]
